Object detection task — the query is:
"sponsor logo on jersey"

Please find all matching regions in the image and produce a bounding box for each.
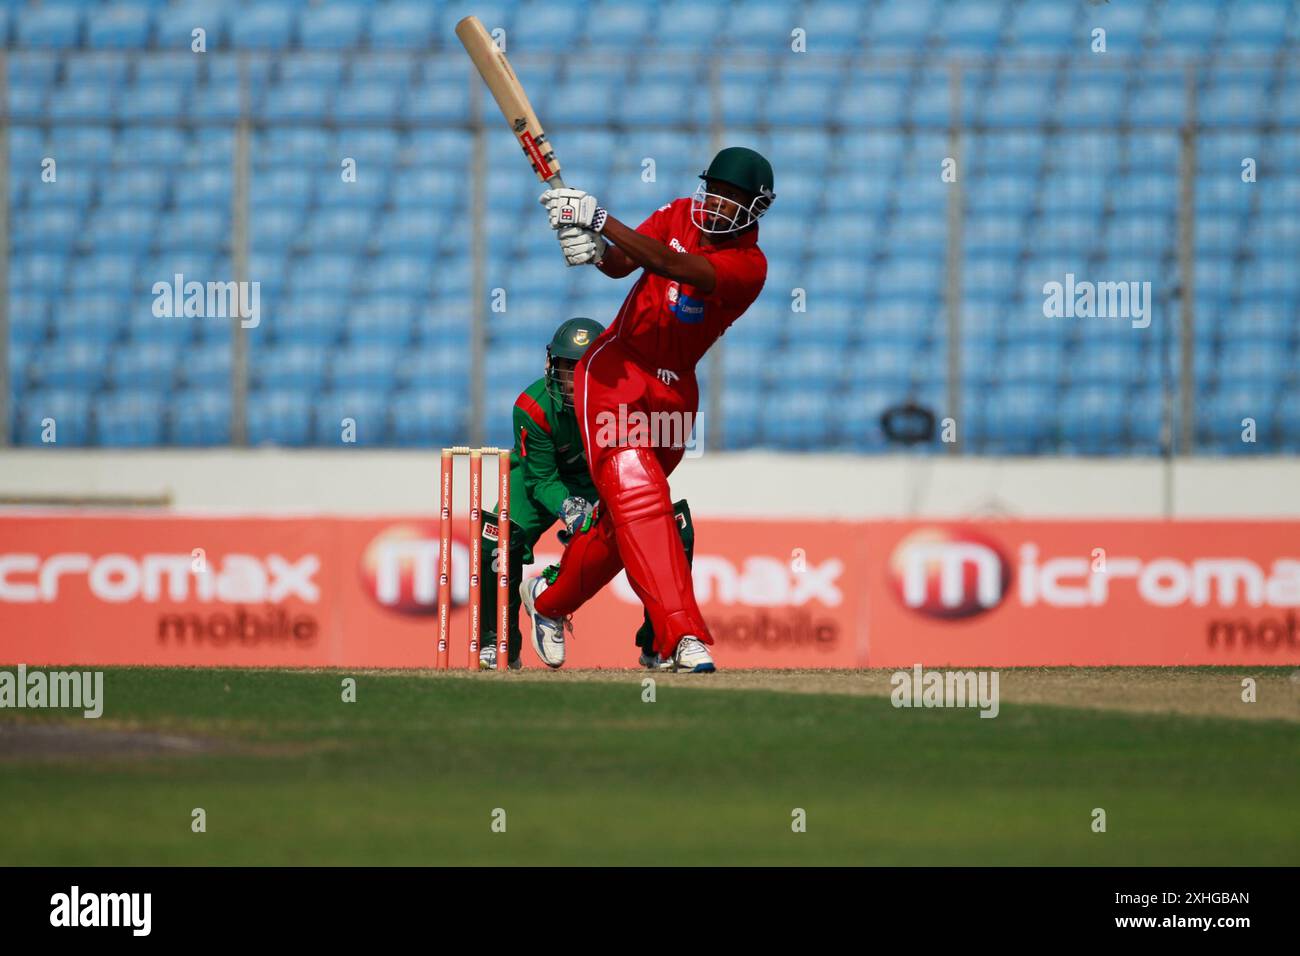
[666,282,704,322]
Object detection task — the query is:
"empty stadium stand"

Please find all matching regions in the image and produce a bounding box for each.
[3,0,1298,452]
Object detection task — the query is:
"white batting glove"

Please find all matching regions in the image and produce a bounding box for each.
[557,225,607,267]
[540,187,608,233]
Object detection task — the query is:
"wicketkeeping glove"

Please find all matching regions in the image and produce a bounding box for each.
[539,187,608,233]
[557,225,607,267]
[557,496,596,544]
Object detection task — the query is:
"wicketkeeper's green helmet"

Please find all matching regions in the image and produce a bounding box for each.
[545,317,605,407]
[693,146,776,234]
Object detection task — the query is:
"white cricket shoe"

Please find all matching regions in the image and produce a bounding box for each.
[520,576,566,668]
[671,636,716,673]
[479,644,519,671]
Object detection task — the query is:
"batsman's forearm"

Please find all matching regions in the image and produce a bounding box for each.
[596,244,637,278]
[601,216,716,293]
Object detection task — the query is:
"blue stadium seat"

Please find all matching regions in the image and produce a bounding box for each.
[120,83,187,120]
[180,342,234,388]
[799,1,864,51]
[303,208,375,250]
[170,388,232,445]
[1058,74,1126,127]
[855,340,923,387]
[719,386,761,448]
[17,6,83,49]
[12,253,69,291]
[87,3,151,48]
[1155,0,1224,54]
[231,3,295,50]
[335,81,402,122]
[1072,341,1145,385]
[105,340,179,388]
[391,389,465,446]
[1060,385,1131,454]
[1224,0,1291,46]
[49,83,115,120]
[585,3,657,50]
[405,81,471,122]
[1007,0,1080,51]
[368,3,435,49]
[907,77,967,128]
[937,0,1004,51]
[31,341,108,390]
[870,0,936,50]
[66,54,130,89]
[653,1,725,50]
[299,5,366,49]
[9,293,49,345]
[763,389,835,449]
[331,343,400,390]
[1127,74,1185,127]
[397,342,470,386]
[17,389,94,446]
[155,5,226,49]
[247,389,314,446]
[174,167,233,205]
[286,254,355,295]
[1202,76,1269,126]
[263,82,333,121]
[86,208,158,251]
[95,390,168,446]
[255,343,329,390]
[970,383,1058,453]
[15,208,82,251]
[1198,384,1278,453]
[360,255,431,297]
[313,390,391,445]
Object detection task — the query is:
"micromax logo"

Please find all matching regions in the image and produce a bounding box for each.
[360,523,468,616]
[888,529,1013,619]
[611,555,844,608]
[0,553,319,604]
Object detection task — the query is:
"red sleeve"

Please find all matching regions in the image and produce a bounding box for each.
[635,201,677,243]
[700,246,767,308]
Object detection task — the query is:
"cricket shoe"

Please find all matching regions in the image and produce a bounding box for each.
[670,637,716,673]
[639,650,673,670]
[479,644,521,671]
[520,576,568,668]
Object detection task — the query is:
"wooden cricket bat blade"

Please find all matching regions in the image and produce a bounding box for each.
[455,15,564,186]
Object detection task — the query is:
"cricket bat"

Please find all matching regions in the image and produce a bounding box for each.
[455,15,564,188]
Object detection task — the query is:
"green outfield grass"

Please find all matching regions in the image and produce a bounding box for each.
[1,667,1297,865]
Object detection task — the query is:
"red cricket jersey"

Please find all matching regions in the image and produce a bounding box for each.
[604,197,767,372]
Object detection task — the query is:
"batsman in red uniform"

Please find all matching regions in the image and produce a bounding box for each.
[520,147,775,673]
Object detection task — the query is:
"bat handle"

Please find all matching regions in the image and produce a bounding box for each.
[544,173,565,189]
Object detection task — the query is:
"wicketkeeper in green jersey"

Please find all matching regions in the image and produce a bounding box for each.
[479,317,695,670]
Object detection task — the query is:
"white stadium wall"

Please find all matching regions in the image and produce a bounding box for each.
[0,449,1298,518]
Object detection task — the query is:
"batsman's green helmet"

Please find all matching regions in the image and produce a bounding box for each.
[699,146,776,202]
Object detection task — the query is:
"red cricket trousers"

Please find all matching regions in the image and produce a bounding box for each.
[532,335,712,653]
